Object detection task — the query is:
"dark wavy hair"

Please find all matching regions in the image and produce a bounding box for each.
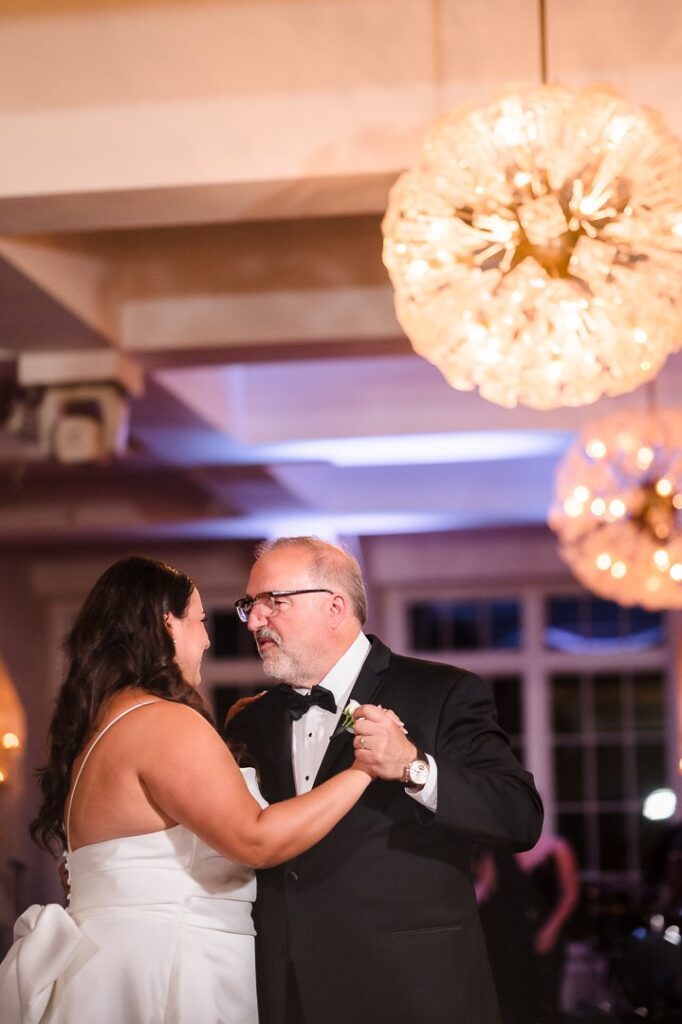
[30,555,214,854]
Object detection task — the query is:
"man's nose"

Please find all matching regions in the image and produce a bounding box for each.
[247,604,268,630]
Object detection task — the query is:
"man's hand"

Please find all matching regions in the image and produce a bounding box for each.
[352,704,417,781]
[224,691,267,727]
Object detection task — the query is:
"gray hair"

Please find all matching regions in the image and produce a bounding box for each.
[253,537,368,625]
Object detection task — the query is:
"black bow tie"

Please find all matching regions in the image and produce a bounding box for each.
[275,684,337,721]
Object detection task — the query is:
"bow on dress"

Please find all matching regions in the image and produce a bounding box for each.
[0,903,94,1024]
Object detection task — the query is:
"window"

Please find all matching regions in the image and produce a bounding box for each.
[208,610,260,660]
[544,595,668,890]
[408,597,521,651]
[486,673,524,764]
[545,595,664,652]
[552,668,668,882]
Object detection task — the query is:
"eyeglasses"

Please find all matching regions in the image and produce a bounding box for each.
[234,589,334,623]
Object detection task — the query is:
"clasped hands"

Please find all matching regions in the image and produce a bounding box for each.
[351,704,417,781]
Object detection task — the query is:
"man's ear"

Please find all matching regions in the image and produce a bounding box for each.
[329,592,347,628]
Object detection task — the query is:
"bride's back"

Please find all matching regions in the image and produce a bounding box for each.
[65,691,178,851]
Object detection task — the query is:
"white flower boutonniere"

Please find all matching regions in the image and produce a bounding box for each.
[339,698,360,734]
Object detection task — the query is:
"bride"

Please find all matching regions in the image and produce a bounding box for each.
[0,555,373,1023]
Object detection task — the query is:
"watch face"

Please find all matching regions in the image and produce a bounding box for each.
[408,760,429,785]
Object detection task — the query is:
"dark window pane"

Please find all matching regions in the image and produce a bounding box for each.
[409,604,441,650]
[633,671,664,731]
[555,746,585,801]
[636,743,666,800]
[546,595,664,651]
[558,813,587,870]
[489,675,522,736]
[409,601,479,650]
[445,602,479,649]
[599,813,628,871]
[552,674,583,734]
[628,607,665,646]
[596,744,626,800]
[593,674,623,732]
[489,600,521,649]
[408,599,521,652]
[547,597,581,634]
[210,611,259,659]
[590,599,622,640]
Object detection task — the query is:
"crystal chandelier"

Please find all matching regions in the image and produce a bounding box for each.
[549,409,682,609]
[382,84,682,409]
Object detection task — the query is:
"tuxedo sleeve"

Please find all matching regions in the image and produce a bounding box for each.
[428,669,543,851]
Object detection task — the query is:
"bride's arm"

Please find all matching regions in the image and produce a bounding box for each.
[138,702,371,868]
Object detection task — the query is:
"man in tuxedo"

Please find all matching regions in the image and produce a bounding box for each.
[226,537,543,1024]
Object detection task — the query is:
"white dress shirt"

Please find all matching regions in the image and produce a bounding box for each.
[291,632,438,811]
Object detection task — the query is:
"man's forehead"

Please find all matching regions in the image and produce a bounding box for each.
[247,548,312,589]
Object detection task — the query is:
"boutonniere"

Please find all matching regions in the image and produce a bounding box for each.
[333,699,360,737]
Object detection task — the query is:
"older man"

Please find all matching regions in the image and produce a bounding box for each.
[226,537,543,1024]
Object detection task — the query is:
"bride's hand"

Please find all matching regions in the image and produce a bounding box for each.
[352,704,407,734]
[379,705,407,733]
[351,758,377,778]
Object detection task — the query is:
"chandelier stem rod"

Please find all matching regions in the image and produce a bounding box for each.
[539,0,548,85]
[431,0,446,114]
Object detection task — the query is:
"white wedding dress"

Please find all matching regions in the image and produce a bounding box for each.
[0,701,266,1024]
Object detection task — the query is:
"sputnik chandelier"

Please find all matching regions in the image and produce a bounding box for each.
[549,409,682,609]
[382,80,682,409]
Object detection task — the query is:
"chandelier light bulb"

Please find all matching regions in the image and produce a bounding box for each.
[586,439,607,460]
[550,409,682,608]
[654,549,670,570]
[382,84,682,409]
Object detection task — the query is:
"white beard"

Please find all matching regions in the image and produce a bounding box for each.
[257,630,315,686]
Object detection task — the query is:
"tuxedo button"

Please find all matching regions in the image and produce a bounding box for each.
[286,870,299,884]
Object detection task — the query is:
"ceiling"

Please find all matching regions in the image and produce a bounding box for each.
[1,0,681,547]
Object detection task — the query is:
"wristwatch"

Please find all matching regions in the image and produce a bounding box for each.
[401,750,430,791]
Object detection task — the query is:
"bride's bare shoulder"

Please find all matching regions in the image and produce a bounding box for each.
[98,693,214,739]
[147,700,212,725]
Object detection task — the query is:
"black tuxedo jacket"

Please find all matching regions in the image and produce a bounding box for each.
[226,636,543,1024]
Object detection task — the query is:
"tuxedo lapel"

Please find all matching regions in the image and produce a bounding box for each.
[314,635,392,785]
[346,635,391,706]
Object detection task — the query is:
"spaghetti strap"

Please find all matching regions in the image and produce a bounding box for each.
[65,700,160,851]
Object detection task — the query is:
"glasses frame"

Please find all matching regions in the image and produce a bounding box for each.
[234,588,334,623]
